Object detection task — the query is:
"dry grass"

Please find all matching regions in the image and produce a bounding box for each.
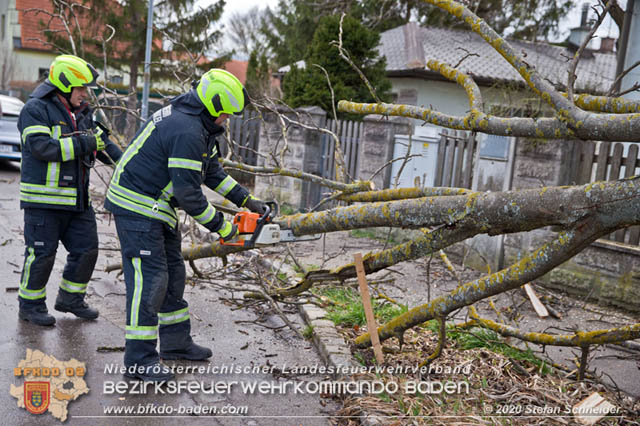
[329,325,640,425]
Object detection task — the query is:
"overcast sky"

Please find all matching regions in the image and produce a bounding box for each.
[218,0,279,20]
[555,0,626,43]
[197,0,627,58]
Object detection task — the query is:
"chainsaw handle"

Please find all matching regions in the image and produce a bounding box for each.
[220,200,279,248]
[261,201,278,222]
[244,201,277,247]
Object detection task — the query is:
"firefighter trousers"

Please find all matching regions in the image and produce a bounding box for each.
[19,207,99,306]
[113,214,192,367]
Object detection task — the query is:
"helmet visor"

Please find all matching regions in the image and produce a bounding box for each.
[82,63,99,88]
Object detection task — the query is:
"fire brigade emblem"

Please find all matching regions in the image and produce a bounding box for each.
[24,381,50,414]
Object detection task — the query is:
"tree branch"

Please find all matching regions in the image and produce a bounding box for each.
[339,0,640,142]
[220,158,373,193]
[468,306,640,347]
[567,1,613,103]
[355,220,607,348]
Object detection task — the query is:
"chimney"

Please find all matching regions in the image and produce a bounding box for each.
[599,37,616,53]
[568,3,594,51]
[580,3,589,27]
[403,22,425,68]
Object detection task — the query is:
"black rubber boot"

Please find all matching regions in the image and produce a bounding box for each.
[123,363,175,382]
[160,342,212,361]
[54,291,99,320]
[19,299,56,326]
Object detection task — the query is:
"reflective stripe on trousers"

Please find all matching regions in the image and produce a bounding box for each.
[19,208,98,306]
[114,214,191,367]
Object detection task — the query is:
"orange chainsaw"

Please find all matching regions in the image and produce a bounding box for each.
[220,201,320,248]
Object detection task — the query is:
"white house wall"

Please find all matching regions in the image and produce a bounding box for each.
[12,50,54,81]
[389,76,541,119]
[390,78,471,116]
[622,0,640,101]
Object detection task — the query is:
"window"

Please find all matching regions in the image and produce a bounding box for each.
[109,75,123,84]
[1,15,5,41]
[38,68,48,80]
[13,36,21,48]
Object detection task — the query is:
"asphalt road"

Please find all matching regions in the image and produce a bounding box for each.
[0,160,338,425]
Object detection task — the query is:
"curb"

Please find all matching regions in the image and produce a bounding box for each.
[298,302,358,375]
[257,256,384,426]
[255,256,358,376]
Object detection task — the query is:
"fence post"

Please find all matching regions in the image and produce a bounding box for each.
[462,132,477,188]
[433,130,447,187]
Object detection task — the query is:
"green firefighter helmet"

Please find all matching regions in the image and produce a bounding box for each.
[196,69,249,117]
[48,54,99,93]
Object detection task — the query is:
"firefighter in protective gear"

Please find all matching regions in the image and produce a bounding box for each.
[17,54,123,326]
[105,69,267,381]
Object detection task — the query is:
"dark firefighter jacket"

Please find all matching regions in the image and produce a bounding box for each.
[104,89,249,232]
[18,81,123,211]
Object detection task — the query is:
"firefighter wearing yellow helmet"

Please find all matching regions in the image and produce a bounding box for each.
[48,54,100,93]
[105,69,266,381]
[17,54,123,326]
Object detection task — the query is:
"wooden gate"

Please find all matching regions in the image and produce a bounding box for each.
[320,118,363,181]
[434,129,476,189]
[573,141,640,245]
[219,110,261,166]
[297,117,363,210]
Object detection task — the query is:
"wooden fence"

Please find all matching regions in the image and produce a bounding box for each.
[219,110,261,166]
[320,118,363,181]
[288,117,364,210]
[221,111,363,182]
[434,129,476,189]
[573,141,640,245]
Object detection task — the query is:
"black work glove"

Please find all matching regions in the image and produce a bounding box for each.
[244,196,267,215]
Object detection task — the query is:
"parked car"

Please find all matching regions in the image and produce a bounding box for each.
[0,94,25,162]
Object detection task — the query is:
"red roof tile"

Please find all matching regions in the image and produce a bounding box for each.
[15,1,252,89]
[16,0,122,53]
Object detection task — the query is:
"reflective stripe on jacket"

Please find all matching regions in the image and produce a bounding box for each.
[18,81,123,211]
[104,90,249,232]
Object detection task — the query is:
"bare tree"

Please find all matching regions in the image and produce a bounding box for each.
[108,0,640,364]
[226,6,268,59]
[84,0,640,377]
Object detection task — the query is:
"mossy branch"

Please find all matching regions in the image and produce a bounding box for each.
[339,0,640,142]
[276,179,640,237]
[106,179,640,273]
[354,219,610,348]
[569,93,640,113]
[427,59,483,114]
[245,225,475,299]
[468,306,640,347]
[337,187,473,203]
[220,158,373,193]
